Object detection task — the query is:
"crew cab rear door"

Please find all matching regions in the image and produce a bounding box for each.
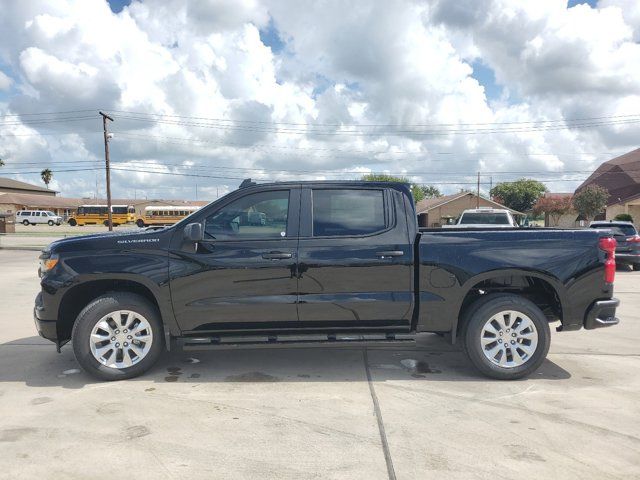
[296,186,413,328]
[168,186,301,332]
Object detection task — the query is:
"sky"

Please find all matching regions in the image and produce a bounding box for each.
[1,0,639,201]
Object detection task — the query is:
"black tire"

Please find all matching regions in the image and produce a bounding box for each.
[103,220,110,227]
[136,219,146,228]
[68,218,77,226]
[48,220,54,226]
[462,294,551,380]
[72,292,164,381]
[22,219,29,226]
[634,264,640,271]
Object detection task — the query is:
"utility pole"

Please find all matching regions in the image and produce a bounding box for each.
[476,172,480,208]
[99,111,114,231]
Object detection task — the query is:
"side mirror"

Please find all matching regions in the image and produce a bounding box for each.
[183,222,204,242]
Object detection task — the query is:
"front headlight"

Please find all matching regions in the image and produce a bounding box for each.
[39,253,59,277]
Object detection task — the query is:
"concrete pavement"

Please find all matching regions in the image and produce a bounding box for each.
[0,250,638,479]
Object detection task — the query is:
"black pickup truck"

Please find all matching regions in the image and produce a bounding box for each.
[34,181,620,381]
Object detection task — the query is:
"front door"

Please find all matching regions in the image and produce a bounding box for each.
[296,187,413,329]
[169,187,300,333]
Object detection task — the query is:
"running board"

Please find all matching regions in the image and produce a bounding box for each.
[177,333,417,351]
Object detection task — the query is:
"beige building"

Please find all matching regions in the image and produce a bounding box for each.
[415,192,523,227]
[0,177,57,196]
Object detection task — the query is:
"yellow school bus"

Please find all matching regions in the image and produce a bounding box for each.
[136,206,200,228]
[68,205,135,226]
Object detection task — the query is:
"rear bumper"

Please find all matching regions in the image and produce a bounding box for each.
[616,253,640,264]
[584,298,620,330]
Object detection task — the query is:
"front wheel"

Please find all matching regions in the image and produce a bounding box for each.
[462,294,551,380]
[136,219,146,228]
[22,219,29,226]
[72,293,164,381]
[68,218,77,226]
[48,220,54,226]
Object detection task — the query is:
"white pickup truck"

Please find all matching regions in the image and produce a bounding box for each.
[445,208,519,228]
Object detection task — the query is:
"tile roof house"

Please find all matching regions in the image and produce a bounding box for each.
[0,177,57,196]
[575,147,640,226]
[415,191,523,227]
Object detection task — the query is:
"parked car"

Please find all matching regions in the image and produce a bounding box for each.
[589,221,640,270]
[444,208,519,228]
[16,210,62,226]
[34,181,619,381]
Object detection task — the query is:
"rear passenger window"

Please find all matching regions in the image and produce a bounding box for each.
[312,189,386,237]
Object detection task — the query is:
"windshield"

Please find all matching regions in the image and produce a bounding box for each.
[459,212,511,225]
[45,211,55,216]
[590,224,637,236]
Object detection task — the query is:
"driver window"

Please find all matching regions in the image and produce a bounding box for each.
[204,190,290,240]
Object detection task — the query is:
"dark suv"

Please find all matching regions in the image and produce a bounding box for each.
[589,221,640,270]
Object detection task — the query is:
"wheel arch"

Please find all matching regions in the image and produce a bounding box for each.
[452,269,566,342]
[56,276,173,347]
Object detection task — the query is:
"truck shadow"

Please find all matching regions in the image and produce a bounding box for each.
[0,334,571,388]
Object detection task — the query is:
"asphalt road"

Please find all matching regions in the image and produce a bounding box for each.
[0,250,638,479]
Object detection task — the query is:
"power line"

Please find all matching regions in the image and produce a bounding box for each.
[112,131,629,157]
[2,108,637,126]
[0,109,98,118]
[6,158,640,179]
[110,114,640,136]
[0,115,98,126]
[108,109,640,128]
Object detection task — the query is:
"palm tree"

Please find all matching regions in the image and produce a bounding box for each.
[41,168,53,188]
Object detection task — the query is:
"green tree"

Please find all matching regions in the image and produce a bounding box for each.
[361,174,440,202]
[532,195,574,227]
[573,185,609,223]
[418,185,442,200]
[41,168,53,188]
[490,178,547,213]
[614,213,633,222]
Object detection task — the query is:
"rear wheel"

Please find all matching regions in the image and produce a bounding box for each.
[462,294,550,380]
[72,293,164,381]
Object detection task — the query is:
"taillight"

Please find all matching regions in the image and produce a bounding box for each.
[627,235,640,243]
[599,237,617,284]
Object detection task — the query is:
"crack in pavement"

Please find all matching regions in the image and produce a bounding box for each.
[363,348,397,480]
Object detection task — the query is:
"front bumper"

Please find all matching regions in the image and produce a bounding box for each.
[584,298,620,330]
[34,292,58,343]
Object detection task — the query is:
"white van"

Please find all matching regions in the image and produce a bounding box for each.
[16,210,63,226]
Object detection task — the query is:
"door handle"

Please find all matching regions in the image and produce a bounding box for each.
[262,251,293,260]
[376,250,404,258]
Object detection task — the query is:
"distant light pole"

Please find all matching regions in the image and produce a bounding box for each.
[99,111,114,231]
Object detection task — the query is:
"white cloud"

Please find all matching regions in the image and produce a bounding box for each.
[0,71,12,90]
[0,0,638,199]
